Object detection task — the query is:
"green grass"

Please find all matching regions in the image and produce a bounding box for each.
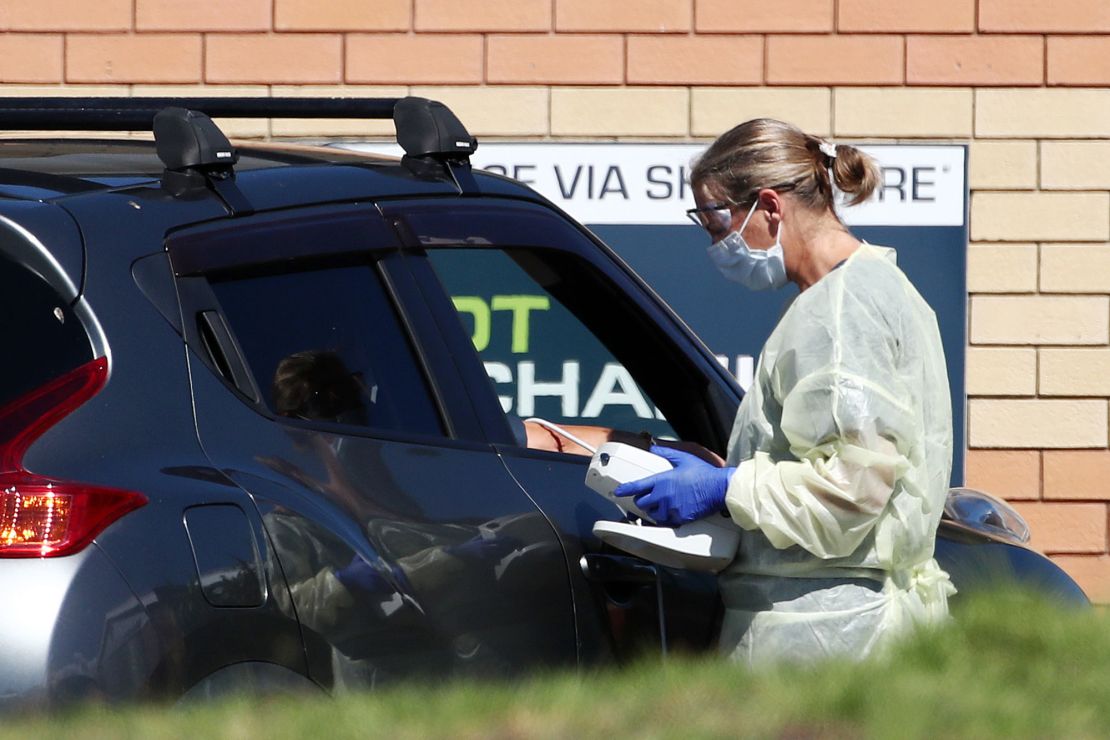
[6,590,1108,739]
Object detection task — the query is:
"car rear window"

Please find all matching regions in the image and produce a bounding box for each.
[0,252,93,408]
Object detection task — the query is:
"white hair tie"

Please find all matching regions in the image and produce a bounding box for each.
[819,141,838,159]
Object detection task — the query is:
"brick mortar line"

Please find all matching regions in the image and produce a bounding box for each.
[480,33,487,85]
[762,30,770,86]
[901,31,906,85]
[1042,34,1048,85]
[621,33,627,86]
[686,84,692,137]
[1036,448,1045,501]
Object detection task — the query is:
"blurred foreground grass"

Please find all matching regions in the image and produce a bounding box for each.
[5,590,1107,739]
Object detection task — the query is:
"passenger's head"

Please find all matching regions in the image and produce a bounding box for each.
[689,118,880,242]
[272,350,368,425]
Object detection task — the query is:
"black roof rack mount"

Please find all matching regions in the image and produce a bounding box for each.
[153,107,238,175]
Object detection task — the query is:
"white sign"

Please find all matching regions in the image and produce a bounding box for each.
[341,142,966,227]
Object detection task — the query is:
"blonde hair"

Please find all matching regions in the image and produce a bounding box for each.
[691,118,881,210]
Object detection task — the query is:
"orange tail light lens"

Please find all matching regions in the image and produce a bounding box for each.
[0,358,147,558]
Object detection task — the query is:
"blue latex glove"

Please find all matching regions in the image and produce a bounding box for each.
[614,445,735,527]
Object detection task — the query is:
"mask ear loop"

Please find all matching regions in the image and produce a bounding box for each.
[734,199,760,236]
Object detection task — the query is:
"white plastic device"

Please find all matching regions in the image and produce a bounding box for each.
[584,441,672,521]
[584,441,741,573]
[592,519,740,573]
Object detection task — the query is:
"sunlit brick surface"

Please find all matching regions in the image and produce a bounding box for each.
[691,88,831,136]
[1048,37,1110,87]
[347,34,484,84]
[1011,502,1108,554]
[205,34,342,85]
[1041,142,1110,191]
[968,141,1038,190]
[0,0,132,31]
[965,450,1042,501]
[976,89,1110,138]
[1045,452,1110,500]
[551,87,688,136]
[1041,244,1110,294]
[627,35,762,85]
[1039,350,1110,396]
[969,399,1107,449]
[839,0,974,33]
[979,0,1110,33]
[833,88,973,137]
[967,244,1039,294]
[970,295,1110,345]
[276,0,411,31]
[409,86,551,136]
[695,0,833,33]
[966,347,1036,396]
[0,35,63,83]
[67,34,202,84]
[906,36,1044,86]
[487,34,624,84]
[556,0,690,32]
[971,192,1110,242]
[416,0,549,32]
[137,0,271,31]
[766,35,903,85]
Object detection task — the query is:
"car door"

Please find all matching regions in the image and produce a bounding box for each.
[167,204,577,688]
[380,197,743,659]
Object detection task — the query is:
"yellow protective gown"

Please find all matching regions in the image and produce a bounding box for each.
[719,243,955,666]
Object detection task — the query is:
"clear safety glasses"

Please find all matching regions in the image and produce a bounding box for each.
[685,202,735,235]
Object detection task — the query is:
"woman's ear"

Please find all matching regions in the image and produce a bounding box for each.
[756,188,784,219]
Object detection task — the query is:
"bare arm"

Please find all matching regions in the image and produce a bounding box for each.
[522,421,725,467]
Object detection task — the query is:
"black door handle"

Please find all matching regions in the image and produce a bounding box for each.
[580,552,660,584]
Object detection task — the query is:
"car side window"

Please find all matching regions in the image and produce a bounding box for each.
[209,264,443,437]
[424,248,678,440]
[0,252,93,408]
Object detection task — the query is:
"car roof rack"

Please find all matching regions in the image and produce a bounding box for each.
[0,96,478,203]
[0,96,476,158]
[0,96,477,205]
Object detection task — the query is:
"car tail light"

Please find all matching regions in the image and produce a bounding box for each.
[0,357,147,557]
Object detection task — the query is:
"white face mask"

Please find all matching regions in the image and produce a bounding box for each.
[705,201,789,291]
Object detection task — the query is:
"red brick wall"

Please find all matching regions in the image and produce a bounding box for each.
[0,0,1104,86]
